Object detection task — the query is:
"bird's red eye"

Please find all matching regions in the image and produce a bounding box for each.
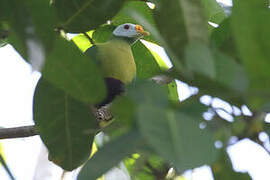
[124,24,130,30]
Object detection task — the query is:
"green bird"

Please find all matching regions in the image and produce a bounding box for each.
[85,23,150,107]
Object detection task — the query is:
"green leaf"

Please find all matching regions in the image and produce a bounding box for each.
[92,25,115,43]
[33,78,98,171]
[153,0,187,62]
[231,0,270,106]
[78,130,144,180]
[210,17,239,59]
[132,41,161,79]
[72,32,94,52]
[42,37,106,104]
[214,51,249,93]
[112,1,155,27]
[185,42,216,79]
[54,0,125,32]
[72,25,114,52]
[179,0,209,43]
[175,97,208,118]
[142,41,169,70]
[127,81,169,107]
[261,102,270,113]
[137,105,218,171]
[26,0,56,52]
[168,80,179,102]
[111,96,136,127]
[212,151,252,180]
[202,0,227,24]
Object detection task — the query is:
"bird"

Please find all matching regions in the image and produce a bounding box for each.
[85,23,150,108]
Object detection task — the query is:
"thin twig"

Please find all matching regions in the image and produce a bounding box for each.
[83,32,95,45]
[0,125,37,139]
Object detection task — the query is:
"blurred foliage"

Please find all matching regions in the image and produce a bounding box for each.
[3,0,270,179]
[212,151,251,180]
[33,78,98,170]
[0,147,14,180]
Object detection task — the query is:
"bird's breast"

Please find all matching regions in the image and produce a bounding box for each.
[97,40,136,83]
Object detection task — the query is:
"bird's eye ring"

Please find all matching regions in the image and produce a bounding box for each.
[124,25,130,30]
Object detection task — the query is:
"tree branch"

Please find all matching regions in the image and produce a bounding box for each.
[0,125,37,139]
[0,105,113,139]
[0,72,173,140]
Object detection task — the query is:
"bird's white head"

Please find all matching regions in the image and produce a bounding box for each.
[113,23,150,38]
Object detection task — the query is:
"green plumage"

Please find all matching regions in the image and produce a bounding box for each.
[85,37,137,106]
[87,38,136,84]
[83,23,149,106]
[97,39,136,83]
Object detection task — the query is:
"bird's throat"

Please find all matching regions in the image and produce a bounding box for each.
[111,35,140,45]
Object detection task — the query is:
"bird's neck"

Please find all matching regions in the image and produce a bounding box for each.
[110,35,140,45]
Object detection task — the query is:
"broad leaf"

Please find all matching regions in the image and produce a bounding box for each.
[185,42,216,79]
[231,0,270,106]
[153,0,187,64]
[214,51,249,93]
[78,130,144,180]
[137,105,218,171]
[132,41,161,79]
[26,0,56,53]
[127,81,169,107]
[54,0,125,32]
[202,0,227,24]
[111,96,136,128]
[92,25,115,43]
[34,78,98,170]
[42,37,106,104]
[72,32,94,52]
[261,102,270,113]
[210,17,239,59]
[179,0,209,43]
[112,1,155,27]
[174,97,208,118]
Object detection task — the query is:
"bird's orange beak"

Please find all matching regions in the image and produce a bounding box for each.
[135,25,150,36]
